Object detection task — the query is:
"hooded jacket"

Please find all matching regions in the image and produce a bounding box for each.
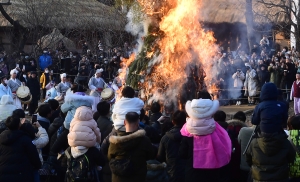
[246,133,295,181]
[0,130,41,182]
[112,97,144,130]
[108,130,154,182]
[61,94,94,130]
[68,106,101,147]
[0,95,17,121]
[157,126,186,182]
[252,83,288,133]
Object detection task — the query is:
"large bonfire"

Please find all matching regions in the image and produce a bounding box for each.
[119,0,219,109]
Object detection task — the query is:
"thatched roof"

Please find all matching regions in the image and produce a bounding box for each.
[37,28,76,50]
[201,0,288,24]
[0,0,126,30]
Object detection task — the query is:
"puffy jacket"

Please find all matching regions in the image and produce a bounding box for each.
[33,126,49,164]
[108,130,155,182]
[252,83,288,133]
[68,106,101,147]
[61,94,94,130]
[0,130,41,182]
[289,130,300,178]
[0,95,17,121]
[246,133,295,181]
[38,54,52,71]
[157,126,185,182]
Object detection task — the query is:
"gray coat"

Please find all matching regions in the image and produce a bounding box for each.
[88,77,106,97]
[56,82,71,95]
[7,79,21,92]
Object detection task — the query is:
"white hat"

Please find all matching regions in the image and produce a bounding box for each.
[185,99,219,119]
[60,73,67,79]
[95,69,103,74]
[185,99,219,135]
[118,69,122,73]
[10,69,17,75]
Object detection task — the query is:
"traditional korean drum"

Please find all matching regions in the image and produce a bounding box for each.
[101,88,115,102]
[16,85,32,104]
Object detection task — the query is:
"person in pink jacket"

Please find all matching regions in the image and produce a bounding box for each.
[68,105,101,156]
[179,98,232,182]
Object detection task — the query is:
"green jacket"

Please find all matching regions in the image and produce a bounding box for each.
[246,133,295,182]
[289,130,300,178]
[108,129,154,182]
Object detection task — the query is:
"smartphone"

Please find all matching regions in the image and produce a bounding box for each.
[16,64,19,68]
[31,114,37,124]
[51,70,53,74]
[23,65,25,70]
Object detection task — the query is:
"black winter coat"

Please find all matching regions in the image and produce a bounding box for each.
[157,126,186,182]
[0,130,41,182]
[27,77,40,98]
[48,117,64,141]
[179,136,230,182]
[96,116,113,144]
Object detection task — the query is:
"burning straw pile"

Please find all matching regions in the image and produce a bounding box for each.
[119,0,219,109]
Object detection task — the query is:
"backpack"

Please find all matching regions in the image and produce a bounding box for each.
[65,148,96,182]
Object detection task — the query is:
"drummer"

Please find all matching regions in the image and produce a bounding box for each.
[88,68,106,112]
[7,69,23,109]
[0,73,12,101]
[56,73,71,97]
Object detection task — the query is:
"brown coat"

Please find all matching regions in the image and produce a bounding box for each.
[108,130,154,182]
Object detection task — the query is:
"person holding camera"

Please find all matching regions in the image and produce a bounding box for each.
[232,69,245,105]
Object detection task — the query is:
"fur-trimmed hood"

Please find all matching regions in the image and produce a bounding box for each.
[109,129,146,144]
[64,94,94,107]
[226,119,247,127]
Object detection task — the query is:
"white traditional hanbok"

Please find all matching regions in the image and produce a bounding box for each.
[88,69,106,112]
[7,76,22,109]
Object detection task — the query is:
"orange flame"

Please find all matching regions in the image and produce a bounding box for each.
[136,0,218,106]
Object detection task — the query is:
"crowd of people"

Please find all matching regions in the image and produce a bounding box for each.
[216,35,299,106]
[0,37,299,182]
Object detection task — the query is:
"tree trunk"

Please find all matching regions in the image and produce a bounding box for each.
[245,0,255,53]
[0,4,28,52]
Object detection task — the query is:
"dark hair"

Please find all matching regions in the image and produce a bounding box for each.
[125,112,140,124]
[5,116,20,130]
[213,110,226,122]
[150,102,161,113]
[172,110,186,127]
[12,109,25,119]
[20,123,36,139]
[93,111,100,121]
[47,99,59,110]
[288,115,300,130]
[140,108,145,121]
[97,101,110,116]
[197,90,211,99]
[37,104,52,118]
[122,86,135,98]
[233,111,246,122]
[71,84,86,93]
